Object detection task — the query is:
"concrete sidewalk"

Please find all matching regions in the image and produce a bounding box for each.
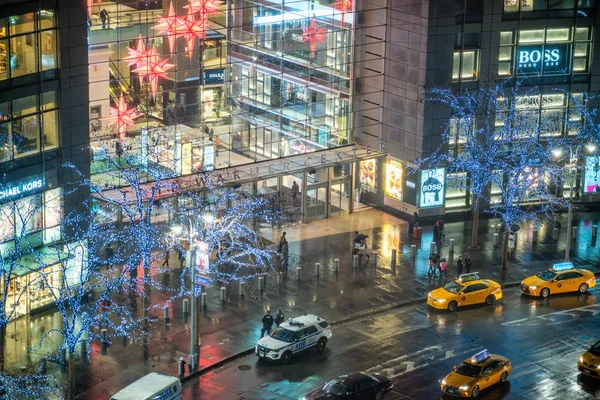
[73,209,600,399]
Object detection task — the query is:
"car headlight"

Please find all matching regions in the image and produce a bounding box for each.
[580,356,584,363]
[459,386,469,391]
[529,286,537,290]
[441,379,446,385]
[597,365,600,370]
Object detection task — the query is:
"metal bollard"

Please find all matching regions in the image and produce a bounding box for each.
[372,253,378,268]
[391,249,397,268]
[219,287,226,302]
[201,292,208,309]
[182,299,189,318]
[430,242,436,256]
[353,255,359,268]
[532,229,538,243]
[552,227,559,240]
[297,267,302,281]
[493,233,499,247]
[314,262,321,276]
[449,239,455,252]
[163,306,170,325]
[239,282,245,297]
[258,277,264,291]
[333,258,340,272]
[593,225,598,239]
[178,356,186,377]
[572,226,578,239]
[411,245,416,258]
[101,328,108,342]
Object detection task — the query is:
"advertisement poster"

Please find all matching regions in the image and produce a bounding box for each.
[584,156,600,193]
[385,160,403,201]
[360,159,377,192]
[194,240,211,287]
[203,145,215,171]
[419,168,445,208]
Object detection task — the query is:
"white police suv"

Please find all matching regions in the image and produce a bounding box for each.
[255,314,332,363]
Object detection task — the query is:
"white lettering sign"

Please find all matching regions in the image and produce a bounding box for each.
[0,179,44,201]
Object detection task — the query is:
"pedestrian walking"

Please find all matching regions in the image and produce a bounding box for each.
[457,256,464,277]
[178,247,186,267]
[465,254,472,273]
[278,231,288,252]
[433,222,440,241]
[428,255,436,276]
[162,248,170,268]
[291,181,299,204]
[208,127,214,142]
[281,241,289,271]
[260,310,274,337]
[99,9,109,29]
[129,264,138,282]
[214,135,221,156]
[275,309,285,326]
[440,257,447,279]
[439,216,445,240]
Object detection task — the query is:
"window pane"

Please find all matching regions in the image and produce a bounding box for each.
[550,0,576,9]
[0,203,14,243]
[38,10,56,30]
[503,0,519,12]
[545,28,570,42]
[0,39,7,81]
[40,30,57,71]
[573,57,589,73]
[575,27,591,41]
[499,47,512,61]
[0,122,11,162]
[13,115,40,158]
[500,31,514,45]
[42,110,58,150]
[452,52,460,80]
[574,42,589,57]
[13,95,37,116]
[10,33,38,78]
[498,61,512,76]
[42,91,57,110]
[9,13,35,36]
[0,18,7,37]
[519,30,545,44]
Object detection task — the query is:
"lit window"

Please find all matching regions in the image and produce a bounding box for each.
[452,50,478,81]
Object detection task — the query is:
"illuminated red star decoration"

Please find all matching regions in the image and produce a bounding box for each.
[125,35,150,86]
[185,0,223,16]
[152,2,182,55]
[333,0,352,25]
[131,45,175,98]
[102,95,141,142]
[302,18,327,56]
[175,8,209,58]
[87,0,102,16]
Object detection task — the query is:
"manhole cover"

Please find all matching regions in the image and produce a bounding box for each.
[361,319,375,326]
[238,364,252,371]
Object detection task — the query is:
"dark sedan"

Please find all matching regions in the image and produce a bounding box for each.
[301,372,393,400]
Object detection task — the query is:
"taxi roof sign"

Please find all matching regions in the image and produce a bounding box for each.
[470,349,490,364]
[552,262,574,272]
[458,272,480,283]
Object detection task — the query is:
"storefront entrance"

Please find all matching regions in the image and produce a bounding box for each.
[329,180,351,217]
[306,183,328,221]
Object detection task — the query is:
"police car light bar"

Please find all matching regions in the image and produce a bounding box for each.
[458,272,480,283]
[470,349,490,364]
[552,262,574,272]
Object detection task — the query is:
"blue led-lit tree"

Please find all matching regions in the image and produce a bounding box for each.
[422,79,568,267]
[0,186,67,397]
[66,136,180,362]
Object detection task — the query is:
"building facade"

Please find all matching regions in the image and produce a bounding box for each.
[0,0,90,318]
[354,0,600,219]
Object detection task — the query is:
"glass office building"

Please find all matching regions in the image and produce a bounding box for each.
[87,0,372,222]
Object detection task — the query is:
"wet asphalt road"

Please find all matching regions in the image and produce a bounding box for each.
[182,287,600,400]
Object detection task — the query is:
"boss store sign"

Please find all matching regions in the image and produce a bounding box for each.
[518,44,569,75]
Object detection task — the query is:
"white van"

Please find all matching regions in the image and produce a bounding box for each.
[110,372,182,400]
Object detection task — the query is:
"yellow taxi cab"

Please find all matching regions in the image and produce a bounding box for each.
[441,349,512,398]
[427,273,502,311]
[578,339,600,379]
[520,262,596,299]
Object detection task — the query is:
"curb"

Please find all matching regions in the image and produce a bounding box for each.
[180,271,600,382]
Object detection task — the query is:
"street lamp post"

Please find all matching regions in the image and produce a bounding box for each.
[172,217,200,370]
[171,211,214,371]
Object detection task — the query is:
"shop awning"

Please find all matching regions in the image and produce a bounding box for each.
[6,247,71,277]
[94,144,387,205]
